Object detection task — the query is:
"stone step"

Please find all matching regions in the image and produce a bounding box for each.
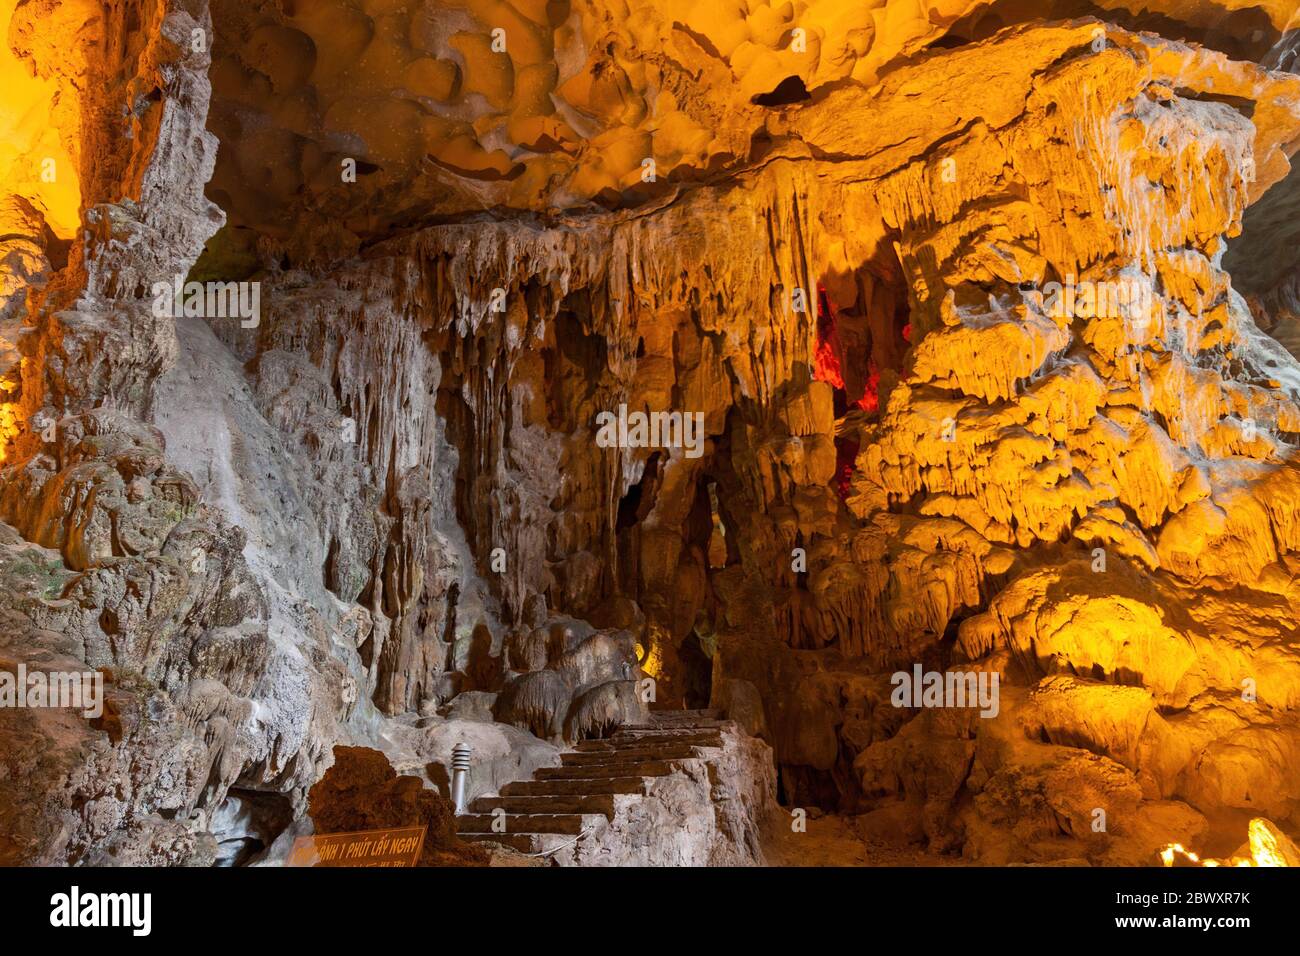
[500,777,650,797]
[577,732,723,751]
[611,734,723,749]
[561,744,699,765]
[620,719,727,732]
[456,812,596,835]
[535,759,682,781]
[468,794,616,818]
[611,728,728,743]
[458,832,538,853]
[649,708,723,723]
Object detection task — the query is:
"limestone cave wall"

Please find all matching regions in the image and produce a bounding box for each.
[2,0,1300,867]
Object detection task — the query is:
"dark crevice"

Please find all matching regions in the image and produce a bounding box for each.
[752,75,811,107]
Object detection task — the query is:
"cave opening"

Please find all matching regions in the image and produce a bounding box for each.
[616,452,661,533]
[940,0,1284,63]
[1225,155,1300,356]
[633,462,731,712]
[815,259,912,501]
[705,481,727,570]
[210,789,296,868]
[678,630,714,710]
[752,75,811,107]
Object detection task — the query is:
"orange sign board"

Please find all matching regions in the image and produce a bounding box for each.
[286,826,426,868]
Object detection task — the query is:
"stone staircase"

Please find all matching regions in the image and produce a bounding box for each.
[457,709,726,856]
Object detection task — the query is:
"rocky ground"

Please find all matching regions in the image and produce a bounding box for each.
[764,813,970,868]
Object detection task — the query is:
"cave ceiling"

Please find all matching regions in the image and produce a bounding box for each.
[203,0,1300,280]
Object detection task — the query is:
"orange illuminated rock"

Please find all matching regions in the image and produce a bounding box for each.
[7,0,1300,868]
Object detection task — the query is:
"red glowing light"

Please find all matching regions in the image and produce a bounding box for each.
[814,285,878,412]
[814,336,846,390]
[835,438,859,500]
[860,368,880,413]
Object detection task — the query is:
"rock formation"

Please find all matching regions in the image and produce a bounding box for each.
[2,0,1300,868]
[303,745,488,866]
